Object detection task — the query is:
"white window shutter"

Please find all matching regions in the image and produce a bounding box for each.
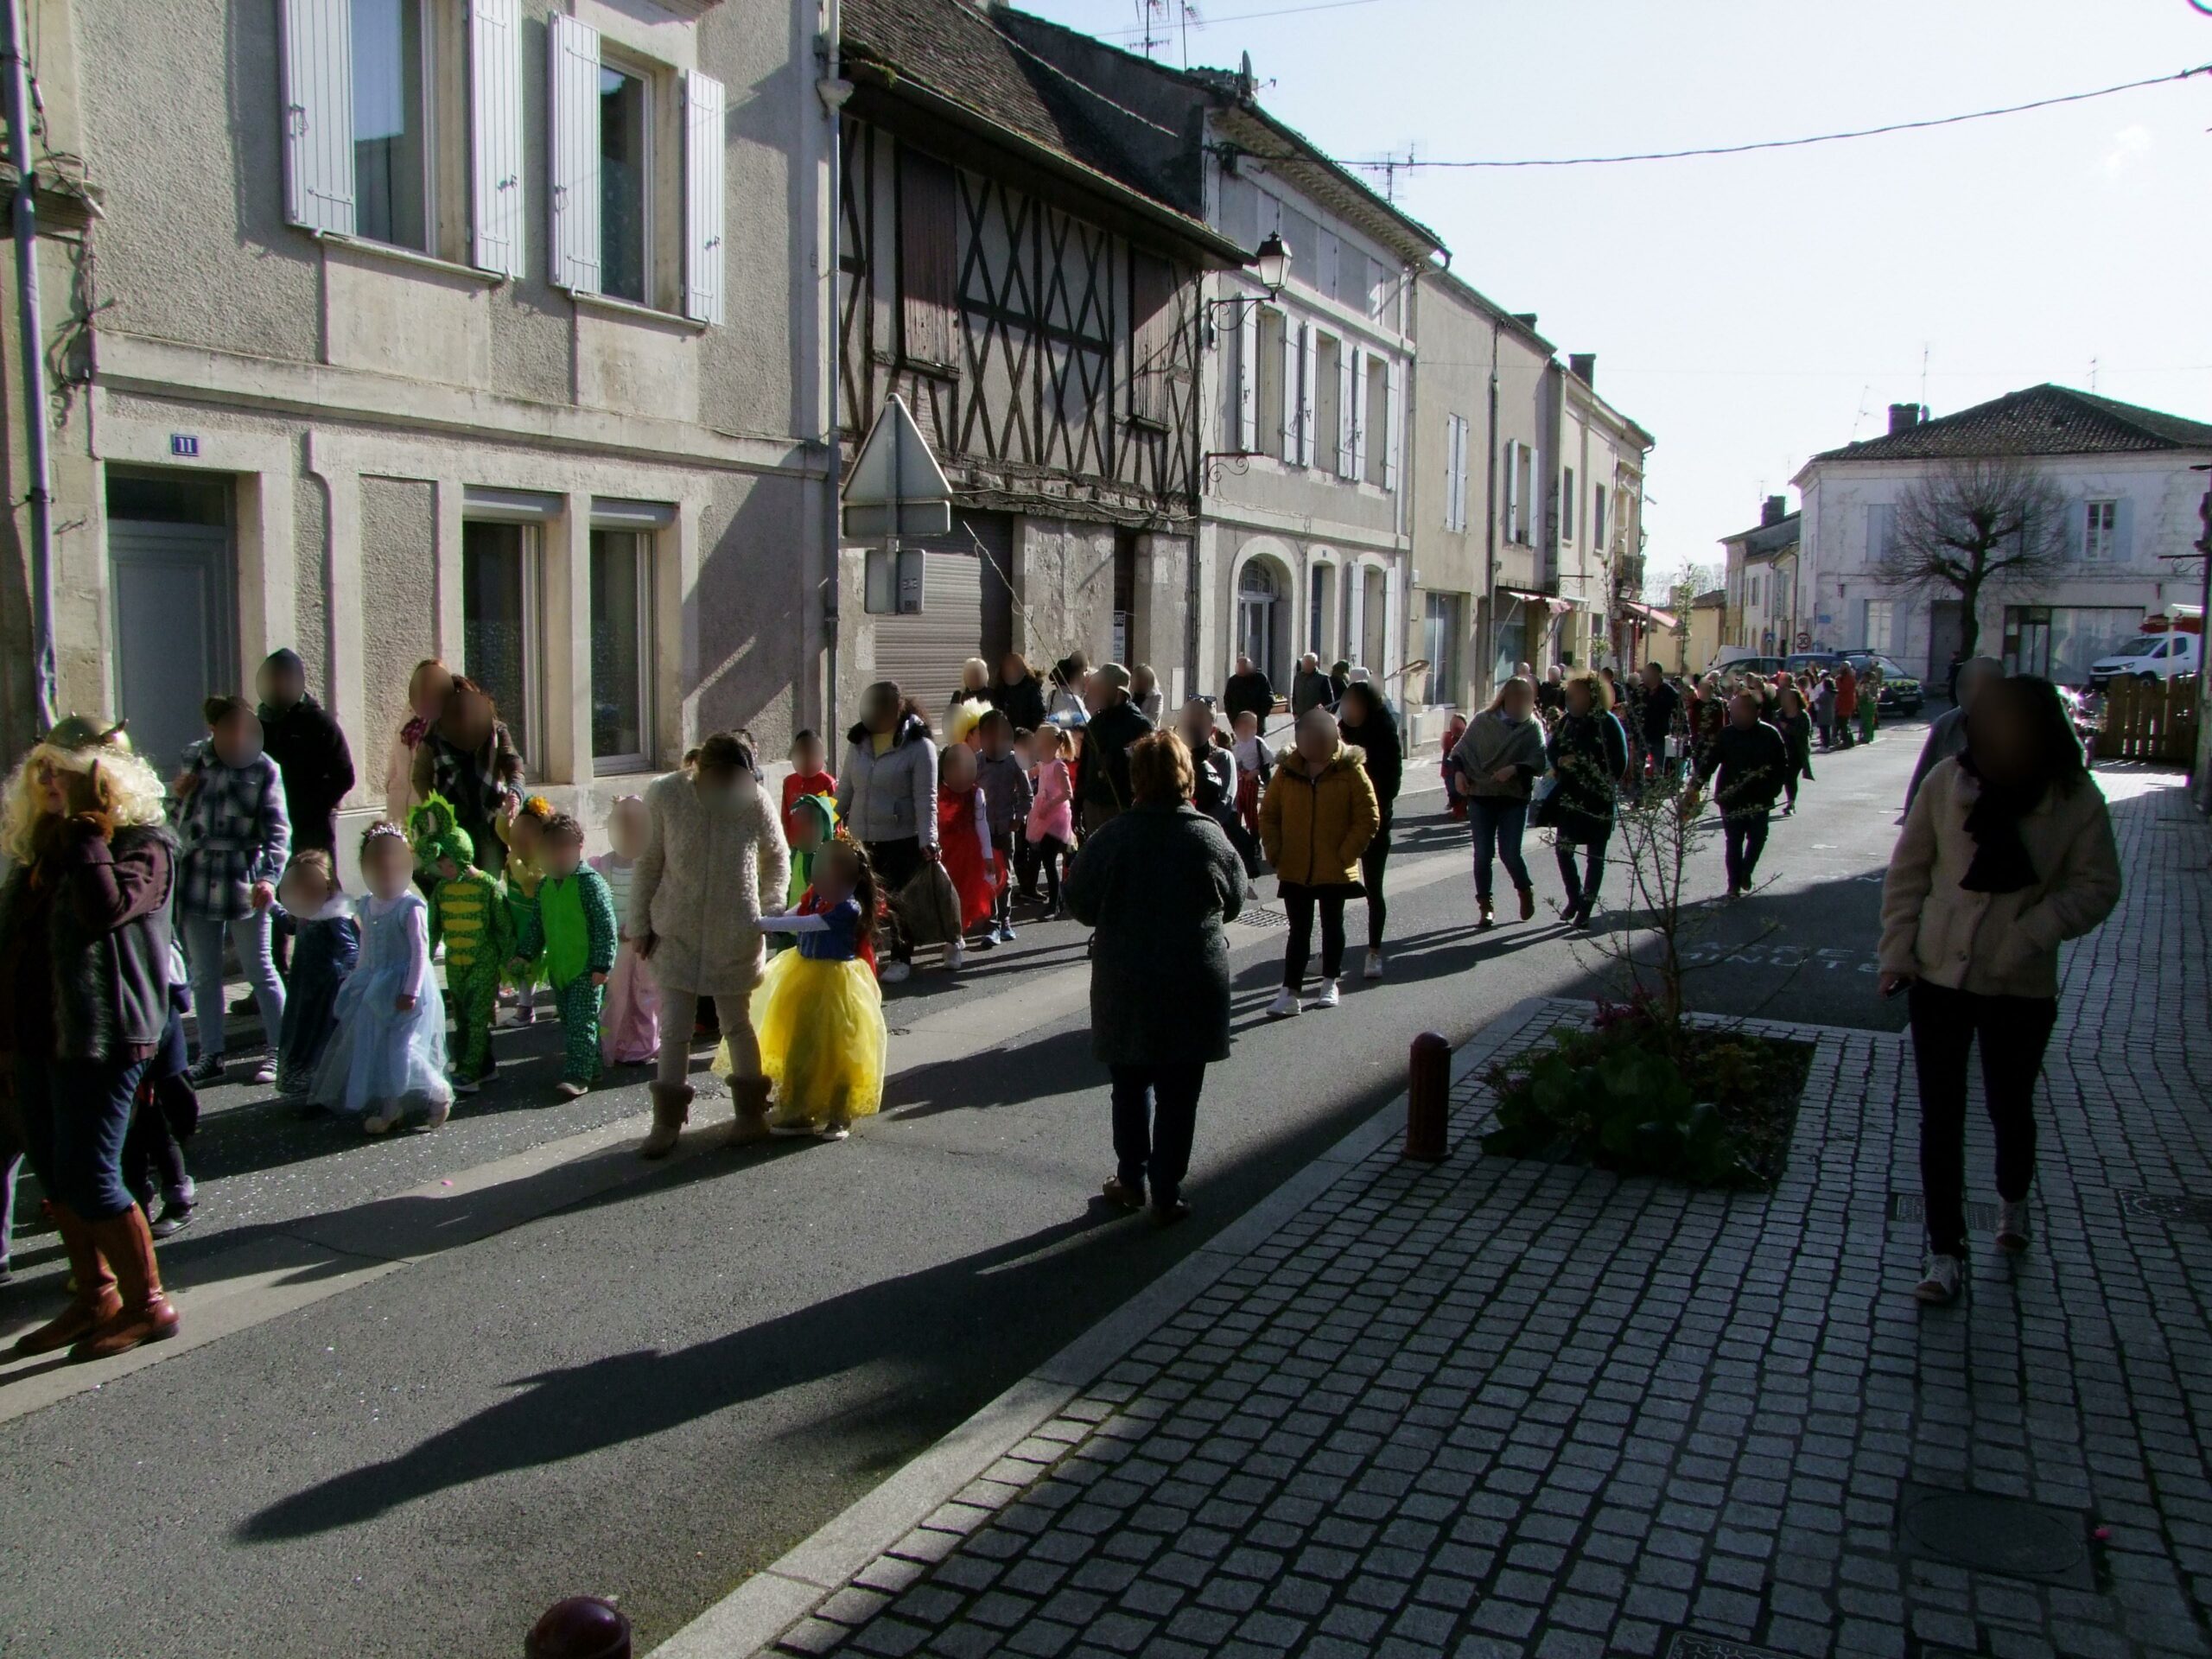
[469,0,524,276]
[1383,358,1402,493]
[282,0,354,234]
[2113,496,2135,563]
[1298,323,1317,467]
[683,70,726,324]
[1337,346,1357,479]
[1351,348,1370,484]
[1279,317,1299,461]
[1236,300,1259,453]
[1504,442,1519,541]
[549,14,601,293]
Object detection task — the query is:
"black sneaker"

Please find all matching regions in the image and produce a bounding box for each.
[184,1054,226,1087]
[149,1202,195,1239]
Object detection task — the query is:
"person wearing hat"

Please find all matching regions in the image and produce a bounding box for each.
[0,717,185,1359]
[1076,663,1154,837]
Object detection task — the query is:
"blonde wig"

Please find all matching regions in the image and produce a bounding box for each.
[0,734,170,865]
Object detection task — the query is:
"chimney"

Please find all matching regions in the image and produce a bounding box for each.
[1511,312,1538,332]
[1569,353,1596,388]
[1762,494,1787,527]
[1887,402,1923,435]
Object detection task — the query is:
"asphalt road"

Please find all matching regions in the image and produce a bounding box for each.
[0,716,1935,1658]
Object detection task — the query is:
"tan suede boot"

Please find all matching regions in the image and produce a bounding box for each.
[639,1082,693,1160]
[12,1205,120,1357]
[73,1206,178,1361]
[726,1077,773,1147]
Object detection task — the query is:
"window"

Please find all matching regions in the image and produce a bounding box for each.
[1422,592,1464,707]
[1505,442,1534,543]
[1561,467,1575,543]
[1130,251,1176,426]
[899,148,958,367]
[1309,563,1336,655]
[352,0,432,251]
[595,60,651,303]
[589,529,652,766]
[2085,499,2118,563]
[1862,598,1894,653]
[1443,416,1470,532]
[1363,353,1389,486]
[461,520,540,767]
[1592,485,1607,551]
[1746,574,1760,610]
[1237,560,1281,683]
[1255,308,1287,461]
[1313,334,1343,473]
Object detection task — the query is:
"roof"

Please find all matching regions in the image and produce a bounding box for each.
[1719,511,1801,557]
[1810,384,2212,464]
[1691,588,1726,609]
[840,0,1244,264]
[1203,100,1447,265]
[1418,267,1554,353]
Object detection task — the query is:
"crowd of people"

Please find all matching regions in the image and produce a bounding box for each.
[0,623,2125,1346]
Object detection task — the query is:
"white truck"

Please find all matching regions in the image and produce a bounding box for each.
[2088,606,2202,688]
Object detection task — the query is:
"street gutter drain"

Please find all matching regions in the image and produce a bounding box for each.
[1897,1483,2095,1588]
[1235,910,1290,928]
[1665,1637,1799,1659]
[2118,1189,2212,1225]
[1889,1192,1999,1230]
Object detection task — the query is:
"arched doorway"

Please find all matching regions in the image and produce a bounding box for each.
[1237,559,1284,684]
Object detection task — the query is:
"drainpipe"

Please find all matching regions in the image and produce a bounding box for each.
[1481,315,1499,701]
[4,0,54,732]
[817,0,847,741]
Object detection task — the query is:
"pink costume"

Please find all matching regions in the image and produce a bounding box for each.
[589,845,660,1065]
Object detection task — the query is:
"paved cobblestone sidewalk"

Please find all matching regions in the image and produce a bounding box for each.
[758,772,2211,1659]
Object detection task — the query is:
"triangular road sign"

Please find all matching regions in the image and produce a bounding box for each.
[842,394,952,538]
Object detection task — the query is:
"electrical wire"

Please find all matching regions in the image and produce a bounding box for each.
[1101,0,1385,43]
[1346,62,2212,169]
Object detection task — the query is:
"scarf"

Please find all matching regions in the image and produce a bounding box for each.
[1957,754,2042,894]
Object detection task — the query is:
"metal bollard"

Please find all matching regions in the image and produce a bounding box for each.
[1405,1031,1450,1163]
[526,1597,631,1659]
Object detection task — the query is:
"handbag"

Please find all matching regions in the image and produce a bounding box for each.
[1528,772,1560,830]
[892,861,963,947]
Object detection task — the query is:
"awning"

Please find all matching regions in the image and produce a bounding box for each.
[1618,601,1678,630]
[1499,588,1573,617]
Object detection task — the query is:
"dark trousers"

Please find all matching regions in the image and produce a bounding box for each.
[1028,835,1068,908]
[1109,1062,1205,1208]
[1361,811,1392,950]
[1282,887,1347,987]
[1554,832,1609,915]
[1910,980,2058,1256]
[1722,812,1770,889]
[1470,797,1530,901]
[867,836,926,963]
[123,1096,194,1211]
[16,1050,150,1220]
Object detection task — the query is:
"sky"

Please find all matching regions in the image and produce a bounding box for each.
[1013,0,2212,590]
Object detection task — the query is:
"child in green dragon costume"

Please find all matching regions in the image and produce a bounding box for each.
[410,795,512,1095]
[507,810,619,1097]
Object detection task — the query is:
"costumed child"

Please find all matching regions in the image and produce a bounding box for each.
[412,795,510,1093]
[313,821,453,1134]
[1439,712,1470,820]
[719,839,886,1141]
[1025,725,1075,918]
[122,941,200,1238]
[591,794,659,1067]
[496,792,553,1024]
[783,791,838,912]
[936,741,996,970]
[780,730,836,842]
[274,849,360,1101]
[974,709,1031,944]
[507,812,618,1099]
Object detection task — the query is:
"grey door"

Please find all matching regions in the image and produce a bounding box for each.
[109,519,235,775]
[1928,601,1963,686]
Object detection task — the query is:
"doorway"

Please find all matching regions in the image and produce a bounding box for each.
[106,470,236,775]
[1236,559,1282,684]
[1361,564,1388,671]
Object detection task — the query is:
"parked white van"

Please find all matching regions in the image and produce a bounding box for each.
[2088,627,2202,687]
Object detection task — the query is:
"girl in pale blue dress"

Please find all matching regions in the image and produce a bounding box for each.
[313,822,453,1134]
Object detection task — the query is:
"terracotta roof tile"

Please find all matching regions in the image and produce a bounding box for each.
[1814,384,2212,462]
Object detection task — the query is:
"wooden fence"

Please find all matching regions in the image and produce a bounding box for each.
[2095,673,2201,764]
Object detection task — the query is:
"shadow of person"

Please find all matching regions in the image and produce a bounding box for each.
[234,1210,1118,1543]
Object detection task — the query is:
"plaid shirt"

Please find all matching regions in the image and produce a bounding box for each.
[172,742,291,920]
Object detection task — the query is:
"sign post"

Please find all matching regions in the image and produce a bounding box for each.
[842,395,953,615]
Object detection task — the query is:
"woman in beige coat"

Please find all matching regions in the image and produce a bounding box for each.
[629,732,791,1157]
[1878,677,2120,1306]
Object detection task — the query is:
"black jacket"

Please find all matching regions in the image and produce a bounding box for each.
[1700,720,1790,818]
[1223,671,1274,726]
[0,822,177,1064]
[1546,711,1629,844]
[987,675,1046,735]
[1337,702,1402,814]
[1637,681,1679,747]
[1077,699,1154,814]
[259,694,355,855]
[1291,669,1334,718]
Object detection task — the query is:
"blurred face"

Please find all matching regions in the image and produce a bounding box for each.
[435,855,462,882]
[1958,662,2001,710]
[694,765,757,814]
[448,690,493,745]
[1730,694,1759,728]
[1294,710,1336,766]
[257,660,305,711]
[862,686,899,734]
[963,661,989,693]
[1001,653,1027,683]
[277,867,328,914]
[1500,682,1535,720]
[412,666,454,722]
[30,755,72,817]
[1642,663,1662,687]
[791,810,827,855]
[544,836,583,879]
[1235,655,1253,676]
[1968,683,2038,780]
[815,847,858,906]
[1177,702,1212,749]
[1566,678,1593,715]
[791,735,826,778]
[607,802,648,860]
[214,709,264,769]
[941,744,976,790]
[362,837,411,901]
[509,812,544,854]
[1233,711,1257,739]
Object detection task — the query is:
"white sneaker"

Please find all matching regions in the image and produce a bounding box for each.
[1915,1253,1963,1304]
[251,1056,278,1086]
[1362,953,1384,981]
[1308,979,1341,1010]
[1996,1201,2031,1254]
[1264,987,1302,1020]
[944,941,965,972]
[880,960,912,984]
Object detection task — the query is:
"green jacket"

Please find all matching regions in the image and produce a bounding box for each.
[429,868,512,976]
[515,867,618,988]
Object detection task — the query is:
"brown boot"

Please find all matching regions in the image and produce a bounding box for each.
[726,1077,772,1147]
[72,1207,178,1362]
[12,1205,120,1357]
[639,1082,693,1160]
[1517,887,1536,922]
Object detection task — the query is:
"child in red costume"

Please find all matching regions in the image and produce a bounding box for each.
[935,741,996,971]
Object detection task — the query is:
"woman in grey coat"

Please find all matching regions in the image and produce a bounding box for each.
[836,682,939,984]
[1065,730,1245,1226]
[1449,677,1548,927]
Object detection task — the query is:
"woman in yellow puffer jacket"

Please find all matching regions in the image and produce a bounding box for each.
[1259,709,1379,1018]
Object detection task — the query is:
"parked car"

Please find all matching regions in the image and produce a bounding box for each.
[1786,651,1923,714]
[1706,649,1786,677]
[2088,630,2202,688]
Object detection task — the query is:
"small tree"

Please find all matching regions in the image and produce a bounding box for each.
[1878,456,2070,657]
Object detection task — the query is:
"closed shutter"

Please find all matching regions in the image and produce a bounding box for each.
[899,149,958,365]
[1236,298,1259,453]
[683,70,726,323]
[1280,318,1300,463]
[2113,496,2135,564]
[1298,322,1317,467]
[1131,251,1173,424]
[1503,442,1518,542]
[1350,347,1369,482]
[1383,358,1402,493]
[548,14,601,293]
[282,0,354,234]
[871,519,1006,715]
[470,0,524,276]
[1868,502,1892,567]
[1337,343,1357,479]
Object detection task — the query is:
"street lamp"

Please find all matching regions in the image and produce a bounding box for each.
[1253,231,1289,297]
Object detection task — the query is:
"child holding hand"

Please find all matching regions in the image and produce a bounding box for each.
[781,730,836,842]
[496,793,553,1024]
[314,822,452,1134]
[274,849,360,1099]
[591,794,658,1066]
[1025,726,1075,918]
[936,741,996,969]
[412,796,511,1094]
[745,841,887,1140]
[507,812,618,1098]
[974,710,1032,944]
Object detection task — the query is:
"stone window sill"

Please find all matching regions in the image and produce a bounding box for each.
[568,289,709,335]
[315,232,505,288]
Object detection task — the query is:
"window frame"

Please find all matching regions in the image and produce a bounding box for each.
[1255,307,1288,463]
[1363,353,1389,487]
[587,525,656,772]
[1561,467,1575,543]
[2083,498,2118,563]
[459,518,544,772]
[594,49,656,308]
[351,0,438,255]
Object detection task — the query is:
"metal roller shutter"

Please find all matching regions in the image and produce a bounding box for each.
[865,511,1014,718]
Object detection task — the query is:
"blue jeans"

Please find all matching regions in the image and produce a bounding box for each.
[15,1050,149,1220]
[184,910,285,1058]
[1471,798,1531,902]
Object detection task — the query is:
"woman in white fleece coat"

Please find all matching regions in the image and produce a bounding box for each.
[628,732,791,1158]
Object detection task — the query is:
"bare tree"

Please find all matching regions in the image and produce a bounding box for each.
[1661,561,1719,614]
[1878,456,2071,657]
